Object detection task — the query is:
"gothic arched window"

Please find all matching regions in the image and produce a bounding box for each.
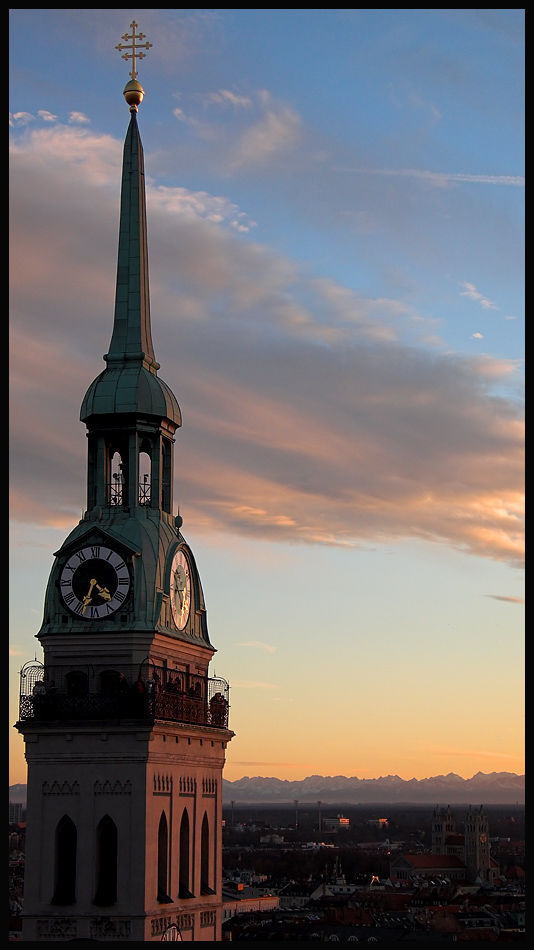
[179,809,193,898]
[157,811,172,903]
[51,815,77,904]
[93,815,118,905]
[200,812,213,894]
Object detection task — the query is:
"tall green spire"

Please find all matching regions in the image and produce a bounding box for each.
[80,45,180,427]
[105,110,159,374]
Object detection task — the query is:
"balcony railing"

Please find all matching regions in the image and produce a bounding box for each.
[18,661,229,730]
[106,475,152,507]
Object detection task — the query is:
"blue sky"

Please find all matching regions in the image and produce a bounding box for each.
[10,9,524,784]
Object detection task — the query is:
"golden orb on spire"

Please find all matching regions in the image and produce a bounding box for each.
[123,79,145,111]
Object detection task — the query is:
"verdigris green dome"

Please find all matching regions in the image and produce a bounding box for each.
[80,364,181,425]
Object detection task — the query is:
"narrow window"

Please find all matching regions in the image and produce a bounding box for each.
[138,449,151,506]
[157,812,172,903]
[110,451,124,506]
[200,812,214,894]
[93,815,117,905]
[162,438,172,513]
[179,809,193,898]
[51,815,77,904]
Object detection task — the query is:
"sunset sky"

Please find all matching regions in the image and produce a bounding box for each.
[9,9,524,786]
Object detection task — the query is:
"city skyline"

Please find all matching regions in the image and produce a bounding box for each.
[10,10,524,785]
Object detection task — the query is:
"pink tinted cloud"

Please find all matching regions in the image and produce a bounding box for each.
[10,124,524,566]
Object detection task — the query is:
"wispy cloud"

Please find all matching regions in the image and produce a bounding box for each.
[68,111,90,125]
[232,681,280,689]
[235,640,277,653]
[10,111,34,126]
[230,91,302,168]
[202,89,253,109]
[342,167,525,188]
[460,282,498,310]
[429,746,519,761]
[485,594,524,604]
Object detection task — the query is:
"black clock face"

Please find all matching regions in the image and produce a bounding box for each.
[60,545,130,619]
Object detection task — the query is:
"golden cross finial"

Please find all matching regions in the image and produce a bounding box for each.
[115,20,152,80]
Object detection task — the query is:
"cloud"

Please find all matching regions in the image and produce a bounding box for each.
[343,167,525,188]
[9,122,524,567]
[460,282,498,310]
[232,681,280,690]
[203,89,253,109]
[171,87,303,169]
[149,184,257,232]
[37,110,58,122]
[10,111,34,126]
[485,595,524,604]
[230,93,302,167]
[471,332,484,340]
[68,111,91,124]
[235,641,277,653]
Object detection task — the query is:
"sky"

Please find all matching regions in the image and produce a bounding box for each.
[9,9,524,787]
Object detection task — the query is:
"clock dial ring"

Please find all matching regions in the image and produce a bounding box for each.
[60,545,130,619]
[170,548,191,630]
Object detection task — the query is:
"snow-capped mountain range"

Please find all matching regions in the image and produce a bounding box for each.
[10,772,524,806]
[221,771,524,804]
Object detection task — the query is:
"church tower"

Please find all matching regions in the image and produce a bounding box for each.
[15,23,234,942]
[431,804,456,854]
[464,805,491,883]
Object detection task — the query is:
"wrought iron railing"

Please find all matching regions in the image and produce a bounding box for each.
[106,476,151,507]
[18,660,229,729]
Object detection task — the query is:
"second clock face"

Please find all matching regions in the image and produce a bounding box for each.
[170,549,191,630]
[60,545,130,619]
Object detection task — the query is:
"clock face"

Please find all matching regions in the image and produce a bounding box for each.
[170,549,191,630]
[60,545,130,619]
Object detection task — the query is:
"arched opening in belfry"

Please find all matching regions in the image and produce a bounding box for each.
[93,815,118,906]
[110,450,125,506]
[162,437,172,513]
[138,447,151,505]
[51,815,77,905]
[157,811,172,903]
[179,809,193,898]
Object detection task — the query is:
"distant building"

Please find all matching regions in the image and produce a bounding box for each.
[222,881,279,921]
[391,804,498,886]
[9,802,24,823]
[278,881,315,909]
[367,817,389,828]
[323,815,350,831]
[432,805,495,884]
[390,852,467,884]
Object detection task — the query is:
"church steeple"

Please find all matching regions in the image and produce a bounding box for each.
[16,24,233,939]
[80,47,180,515]
[105,108,159,374]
